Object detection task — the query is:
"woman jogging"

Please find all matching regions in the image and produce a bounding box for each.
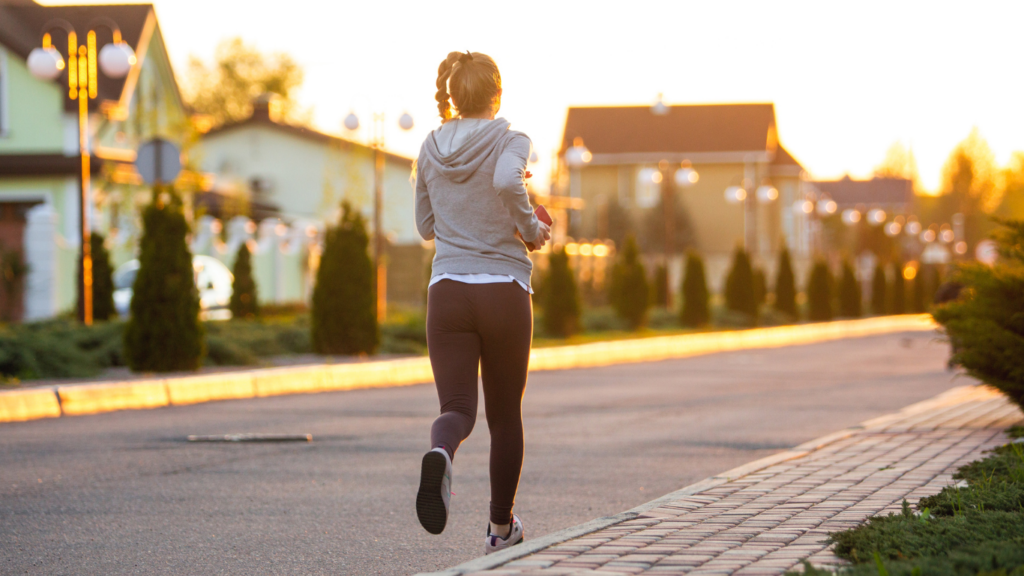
[413,50,551,554]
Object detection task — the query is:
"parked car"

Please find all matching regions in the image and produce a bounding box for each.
[113,255,234,320]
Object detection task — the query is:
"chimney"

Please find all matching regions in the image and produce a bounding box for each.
[251,93,281,123]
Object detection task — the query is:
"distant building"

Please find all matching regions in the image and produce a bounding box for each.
[810,176,914,213]
[0,1,186,320]
[557,103,810,292]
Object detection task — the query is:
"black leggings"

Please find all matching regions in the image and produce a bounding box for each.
[426,279,532,525]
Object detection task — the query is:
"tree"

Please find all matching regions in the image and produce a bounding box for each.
[184,37,306,129]
[124,190,205,372]
[609,235,649,330]
[873,141,922,193]
[724,246,757,323]
[312,202,378,355]
[753,268,767,309]
[679,251,709,328]
[76,233,116,321]
[652,264,669,308]
[806,261,833,322]
[870,263,887,315]
[774,248,797,319]
[229,242,259,319]
[934,129,1000,249]
[995,152,1024,220]
[910,266,927,313]
[838,260,861,318]
[891,261,906,314]
[542,247,582,338]
[934,219,1024,410]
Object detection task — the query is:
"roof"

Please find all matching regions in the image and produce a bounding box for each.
[203,102,414,167]
[812,176,914,207]
[0,1,155,111]
[561,103,785,162]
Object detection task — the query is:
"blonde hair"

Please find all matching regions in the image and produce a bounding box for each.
[435,51,501,123]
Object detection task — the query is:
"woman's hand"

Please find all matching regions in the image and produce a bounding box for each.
[532,221,552,250]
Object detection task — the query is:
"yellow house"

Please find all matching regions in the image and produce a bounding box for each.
[557,103,811,292]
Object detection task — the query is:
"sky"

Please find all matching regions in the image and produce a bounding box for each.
[42,0,1024,193]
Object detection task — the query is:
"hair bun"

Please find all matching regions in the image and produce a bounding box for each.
[459,50,473,64]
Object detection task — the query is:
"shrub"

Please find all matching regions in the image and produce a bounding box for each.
[774,247,797,319]
[542,246,582,338]
[910,265,927,313]
[891,260,906,314]
[838,260,861,318]
[870,263,887,315]
[652,264,669,308]
[753,267,767,309]
[679,251,710,327]
[311,201,379,355]
[609,235,649,330]
[229,242,259,319]
[123,191,205,372]
[806,261,833,321]
[76,233,116,322]
[934,219,1024,410]
[724,246,757,324]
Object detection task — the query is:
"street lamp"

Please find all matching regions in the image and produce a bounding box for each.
[28,19,136,326]
[343,110,414,321]
[565,137,592,235]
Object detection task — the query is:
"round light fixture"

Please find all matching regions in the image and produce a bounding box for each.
[27,47,65,80]
[98,42,136,78]
[343,112,360,131]
[398,112,414,131]
[724,186,747,204]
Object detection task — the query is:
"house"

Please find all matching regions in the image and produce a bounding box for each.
[196,98,424,306]
[556,102,810,292]
[811,176,914,213]
[0,0,187,320]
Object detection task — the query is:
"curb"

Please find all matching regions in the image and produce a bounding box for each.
[415,384,980,576]
[0,315,936,424]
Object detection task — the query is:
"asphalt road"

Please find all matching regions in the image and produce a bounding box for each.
[0,331,962,575]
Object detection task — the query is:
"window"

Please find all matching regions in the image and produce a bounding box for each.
[0,46,8,137]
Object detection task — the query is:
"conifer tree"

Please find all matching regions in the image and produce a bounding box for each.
[806,260,834,322]
[724,246,757,322]
[542,246,581,338]
[910,266,927,313]
[753,268,767,309]
[652,264,669,308]
[311,202,378,355]
[679,251,709,327]
[870,263,887,315]
[774,247,798,319]
[838,260,862,317]
[609,235,649,330]
[891,260,906,314]
[78,233,116,321]
[229,242,259,319]
[124,189,205,371]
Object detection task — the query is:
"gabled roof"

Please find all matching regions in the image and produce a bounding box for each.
[812,176,914,207]
[561,103,784,161]
[0,1,157,111]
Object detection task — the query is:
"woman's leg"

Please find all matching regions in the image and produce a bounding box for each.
[427,280,481,460]
[477,282,533,526]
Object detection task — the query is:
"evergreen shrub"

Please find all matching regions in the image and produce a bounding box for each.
[609,235,649,330]
[724,246,757,324]
[229,242,259,319]
[753,268,767,309]
[542,246,581,338]
[838,260,862,318]
[652,264,669,308]
[311,202,379,355]
[77,233,116,321]
[123,190,205,372]
[774,247,798,319]
[870,263,887,315]
[910,266,927,312]
[679,251,709,327]
[891,260,906,314]
[806,261,833,322]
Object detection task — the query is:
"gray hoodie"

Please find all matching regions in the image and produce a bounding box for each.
[415,118,540,287]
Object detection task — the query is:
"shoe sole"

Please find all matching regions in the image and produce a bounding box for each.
[416,451,448,535]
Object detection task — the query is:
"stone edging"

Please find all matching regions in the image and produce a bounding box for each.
[0,315,936,424]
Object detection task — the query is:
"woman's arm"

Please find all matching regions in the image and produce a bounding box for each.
[493,134,540,242]
[414,147,435,241]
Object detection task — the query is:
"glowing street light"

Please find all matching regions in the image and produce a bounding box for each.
[724,186,747,204]
[867,208,886,225]
[565,137,592,168]
[675,163,699,187]
[756,185,778,203]
[841,209,861,225]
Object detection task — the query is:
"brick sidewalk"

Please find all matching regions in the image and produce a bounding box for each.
[435,385,1021,576]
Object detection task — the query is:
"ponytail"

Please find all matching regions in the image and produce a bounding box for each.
[434,51,501,123]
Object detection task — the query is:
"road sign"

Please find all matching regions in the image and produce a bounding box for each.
[135,138,182,186]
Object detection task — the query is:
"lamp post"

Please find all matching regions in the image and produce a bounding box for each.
[658,160,698,308]
[564,137,592,237]
[343,111,414,322]
[28,19,136,326]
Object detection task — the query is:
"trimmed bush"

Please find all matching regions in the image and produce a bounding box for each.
[838,260,862,318]
[891,260,906,314]
[311,201,379,355]
[724,246,757,323]
[124,191,205,372]
[76,233,116,322]
[679,251,710,327]
[652,264,669,308]
[753,268,767,309]
[806,261,833,322]
[774,247,797,319]
[934,219,1024,410]
[229,242,259,319]
[609,234,649,330]
[870,263,887,315]
[910,266,927,313]
[542,246,582,338]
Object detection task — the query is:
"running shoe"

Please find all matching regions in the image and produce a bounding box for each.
[485,514,524,554]
[416,447,452,534]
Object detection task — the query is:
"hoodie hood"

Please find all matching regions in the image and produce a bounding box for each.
[422,118,512,183]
